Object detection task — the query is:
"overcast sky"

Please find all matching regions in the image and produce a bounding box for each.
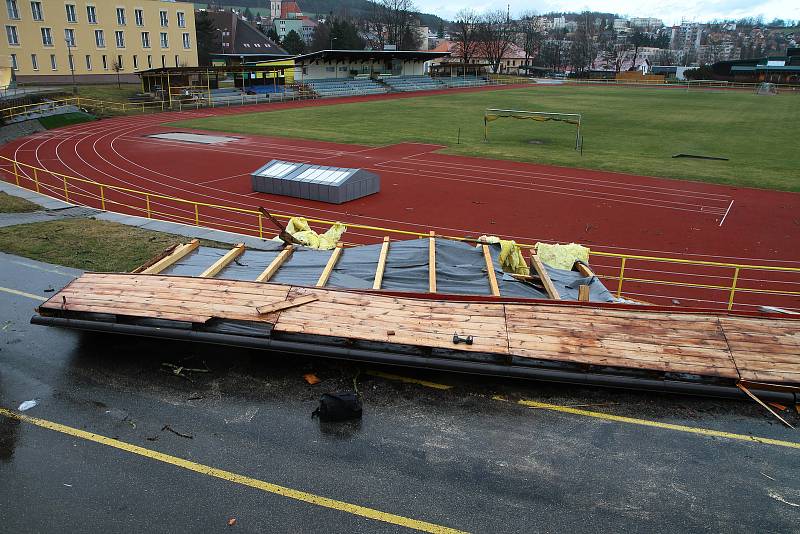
[419,0,799,25]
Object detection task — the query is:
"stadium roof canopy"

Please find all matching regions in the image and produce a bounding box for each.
[290,50,450,64]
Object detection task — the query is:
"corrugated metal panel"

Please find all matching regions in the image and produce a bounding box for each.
[251,159,380,203]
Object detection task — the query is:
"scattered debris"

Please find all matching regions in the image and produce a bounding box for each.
[44,286,54,293]
[387,330,395,336]
[760,472,776,481]
[63,483,72,487]
[303,373,321,385]
[146,436,159,442]
[162,424,193,439]
[18,399,37,411]
[768,490,800,508]
[256,295,318,315]
[453,333,474,345]
[312,392,363,422]
[161,361,210,381]
[227,518,237,527]
[187,393,204,401]
[672,153,729,161]
[769,402,787,411]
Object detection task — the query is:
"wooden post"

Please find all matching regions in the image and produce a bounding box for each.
[256,245,294,282]
[480,239,500,297]
[428,231,436,293]
[578,285,590,301]
[530,252,561,300]
[199,243,246,278]
[372,236,390,290]
[316,243,343,287]
[142,239,200,274]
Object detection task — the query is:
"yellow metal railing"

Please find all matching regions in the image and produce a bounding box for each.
[2,154,800,311]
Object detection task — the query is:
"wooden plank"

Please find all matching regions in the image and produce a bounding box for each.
[255,245,294,283]
[575,262,595,278]
[257,295,319,315]
[529,253,560,300]
[480,240,501,297]
[372,237,390,290]
[428,231,436,293]
[141,239,199,274]
[199,243,246,278]
[578,284,590,302]
[316,243,343,287]
[737,383,794,428]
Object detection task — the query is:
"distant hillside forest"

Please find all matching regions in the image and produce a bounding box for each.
[184,0,446,28]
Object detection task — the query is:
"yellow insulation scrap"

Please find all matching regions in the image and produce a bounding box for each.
[277,217,346,250]
[534,242,590,270]
[478,236,530,275]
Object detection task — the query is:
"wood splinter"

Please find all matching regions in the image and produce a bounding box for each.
[256,295,318,315]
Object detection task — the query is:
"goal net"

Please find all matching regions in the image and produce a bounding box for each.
[755,82,778,96]
[483,109,583,151]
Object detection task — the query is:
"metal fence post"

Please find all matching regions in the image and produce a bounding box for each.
[194,204,200,225]
[33,167,39,193]
[727,267,741,310]
[258,213,263,239]
[13,160,19,186]
[616,257,627,297]
[63,176,69,201]
[146,194,152,218]
[100,185,106,210]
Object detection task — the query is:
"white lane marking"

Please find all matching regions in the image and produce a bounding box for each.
[719,200,734,227]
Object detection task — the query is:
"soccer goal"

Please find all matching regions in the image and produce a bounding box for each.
[755,82,778,96]
[483,109,583,151]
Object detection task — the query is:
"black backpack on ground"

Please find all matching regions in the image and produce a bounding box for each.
[312,392,363,422]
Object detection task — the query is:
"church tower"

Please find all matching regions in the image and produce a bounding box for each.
[270,0,282,21]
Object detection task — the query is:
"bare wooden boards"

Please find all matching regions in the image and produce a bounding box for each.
[38,273,800,385]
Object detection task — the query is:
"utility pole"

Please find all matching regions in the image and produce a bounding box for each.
[66,38,77,94]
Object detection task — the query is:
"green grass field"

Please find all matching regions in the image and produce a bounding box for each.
[38,111,95,130]
[173,85,800,191]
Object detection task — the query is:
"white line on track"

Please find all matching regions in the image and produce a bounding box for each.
[719,200,734,227]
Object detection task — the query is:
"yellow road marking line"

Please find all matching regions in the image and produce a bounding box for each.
[0,286,45,301]
[0,408,467,534]
[366,370,453,390]
[492,396,800,450]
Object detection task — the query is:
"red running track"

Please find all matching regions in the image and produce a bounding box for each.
[2,93,800,309]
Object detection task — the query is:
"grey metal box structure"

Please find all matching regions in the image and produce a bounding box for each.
[251,160,380,204]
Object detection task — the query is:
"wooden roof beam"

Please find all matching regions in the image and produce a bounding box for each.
[256,245,294,283]
[199,243,246,278]
[373,237,390,290]
[530,252,561,300]
[141,239,199,275]
[316,243,343,287]
[479,238,501,297]
[429,231,437,293]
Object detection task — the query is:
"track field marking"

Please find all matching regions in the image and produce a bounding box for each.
[0,286,46,301]
[0,408,467,534]
[719,200,734,227]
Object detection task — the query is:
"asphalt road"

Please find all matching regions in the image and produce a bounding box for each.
[1,251,798,533]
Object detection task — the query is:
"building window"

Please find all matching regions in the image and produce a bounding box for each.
[115,30,124,48]
[101,54,107,69]
[85,54,91,70]
[159,32,168,48]
[31,53,37,70]
[86,5,96,24]
[116,54,122,69]
[5,25,18,45]
[132,54,138,70]
[94,29,104,47]
[50,53,57,70]
[177,11,185,28]
[6,0,19,20]
[141,31,149,48]
[147,54,151,68]
[65,4,76,23]
[30,1,42,21]
[10,53,17,70]
[64,28,75,47]
[134,8,143,26]
[116,7,125,25]
[182,32,190,49]
[159,10,168,27]
[41,27,53,46]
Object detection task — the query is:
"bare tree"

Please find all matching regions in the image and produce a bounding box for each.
[476,10,517,73]
[366,0,421,50]
[451,9,480,65]
[517,12,544,69]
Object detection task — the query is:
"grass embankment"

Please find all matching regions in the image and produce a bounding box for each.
[75,83,142,102]
[0,218,226,272]
[39,111,96,129]
[0,191,40,213]
[172,85,800,191]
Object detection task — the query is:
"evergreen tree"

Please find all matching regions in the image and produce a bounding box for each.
[282,30,306,54]
[195,10,220,66]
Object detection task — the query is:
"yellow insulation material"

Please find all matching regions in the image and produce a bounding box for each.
[277,217,346,250]
[478,236,530,275]
[534,242,590,270]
